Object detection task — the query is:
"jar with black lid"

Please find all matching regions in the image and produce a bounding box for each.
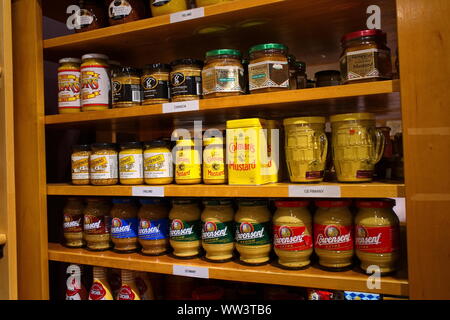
[105,0,147,26]
[170,59,203,102]
[315,70,341,87]
[112,67,142,108]
[74,0,108,33]
[296,61,307,89]
[142,63,171,105]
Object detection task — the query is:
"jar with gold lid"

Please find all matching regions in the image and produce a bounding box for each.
[141,64,171,105]
[170,59,203,102]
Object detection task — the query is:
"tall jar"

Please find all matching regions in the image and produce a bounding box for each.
[235,199,271,265]
[150,0,188,17]
[81,54,110,111]
[174,138,202,185]
[110,198,139,253]
[203,136,227,184]
[248,43,289,93]
[169,198,202,259]
[90,143,118,185]
[119,142,144,185]
[63,197,85,248]
[340,29,392,84]
[143,140,173,185]
[112,67,142,108]
[202,49,244,98]
[314,200,354,270]
[105,0,146,25]
[58,58,81,114]
[138,198,169,256]
[71,144,91,185]
[355,199,400,275]
[330,113,385,182]
[170,59,203,102]
[273,200,312,269]
[283,117,328,183]
[141,64,171,105]
[83,198,111,251]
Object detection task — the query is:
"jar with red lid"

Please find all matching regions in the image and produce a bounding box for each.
[355,199,400,275]
[105,0,147,25]
[340,29,392,84]
[314,200,353,270]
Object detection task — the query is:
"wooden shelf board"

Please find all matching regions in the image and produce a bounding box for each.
[48,243,408,296]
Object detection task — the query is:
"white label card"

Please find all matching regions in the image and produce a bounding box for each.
[163,100,200,114]
[170,7,205,24]
[131,186,164,197]
[173,265,209,279]
[288,185,341,198]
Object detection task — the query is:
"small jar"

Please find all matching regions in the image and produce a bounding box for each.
[315,70,341,87]
[112,67,142,108]
[175,138,202,185]
[203,136,226,184]
[63,197,85,248]
[138,198,169,256]
[296,61,307,89]
[105,0,147,25]
[170,59,203,102]
[141,64,171,105]
[202,49,244,98]
[83,198,112,251]
[110,198,139,253]
[119,142,144,185]
[58,58,82,114]
[74,0,108,33]
[150,0,188,17]
[248,43,289,93]
[71,144,91,185]
[143,140,173,185]
[340,29,392,84]
[288,54,297,90]
[90,143,118,185]
[81,54,110,111]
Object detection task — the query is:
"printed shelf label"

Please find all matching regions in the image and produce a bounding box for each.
[288,185,341,198]
[173,265,209,279]
[162,100,199,114]
[170,7,205,24]
[131,186,164,197]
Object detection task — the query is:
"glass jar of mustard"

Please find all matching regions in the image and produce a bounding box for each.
[175,138,202,185]
[314,200,354,270]
[203,136,227,184]
[112,67,142,108]
[142,64,171,105]
[248,43,289,93]
[150,0,188,17]
[273,200,312,269]
[340,29,392,84]
[169,198,202,259]
[58,58,82,114]
[283,117,328,183]
[138,198,169,256]
[105,0,147,25]
[202,49,244,98]
[63,197,85,248]
[315,70,341,87]
[81,54,110,111]
[235,199,271,265]
[143,140,174,185]
[74,0,107,33]
[201,199,234,262]
[355,199,400,275]
[72,144,91,185]
[330,113,385,182]
[119,142,144,185]
[90,143,119,185]
[83,198,112,251]
[296,61,307,89]
[111,198,139,253]
[170,59,203,102]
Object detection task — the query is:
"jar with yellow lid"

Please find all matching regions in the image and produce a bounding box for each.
[150,0,188,17]
[138,198,169,256]
[71,144,91,185]
[63,197,85,248]
[196,0,233,6]
[144,140,174,185]
[248,43,289,93]
[112,67,142,108]
[141,64,171,105]
[110,198,139,253]
[235,199,271,265]
[202,49,244,98]
[201,199,234,262]
[314,200,354,270]
[175,138,202,184]
[273,200,312,269]
[58,58,81,114]
[203,136,227,184]
[83,198,112,251]
[81,53,110,111]
[119,142,144,185]
[283,117,328,183]
[90,143,118,185]
[170,59,203,102]
[330,113,385,182]
[169,198,202,259]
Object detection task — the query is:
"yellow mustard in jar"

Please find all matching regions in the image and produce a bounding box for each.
[110,198,139,253]
[81,53,110,111]
[175,138,202,184]
[63,197,85,248]
[283,117,328,183]
[170,59,203,102]
[90,143,119,185]
[58,58,81,113]
[119,142,144,185]
[142,64,171,105]
[203,136,227,184]
[83,198,112,251]
[71,144,91,185]
[150,0,188,17]
[138,198,170,256]
[144,140,173,185]
[169,198,202,258]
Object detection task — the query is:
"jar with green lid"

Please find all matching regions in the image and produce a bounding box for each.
[81,53,110,111]
[315,70,341,87]
[170,59,203,102]
[72,144,91,185]
[175,138,202,185]
[142,64,171,105]
[202,49,244,98]
[296,61,307,89]
[90,142,118,185]
[119,142,143,185]
[203,136,227,184]
[112,67,142,108]
[143,140,174,185]
[248,43,289,93]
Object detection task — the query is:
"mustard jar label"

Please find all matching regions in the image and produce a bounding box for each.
[202,66,244,95]
[248,60,289,91]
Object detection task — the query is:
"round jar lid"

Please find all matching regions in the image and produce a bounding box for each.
[206,49,241,58]
[356,199,395,208]
[72,144,91,152]
[82,53,109,61]
[120,141,142,149]
[341,29,386,43]
[330,112,375,122]
[59,57,81,64]
[249,43,288,54]
[315,200,352,207]
[275,200,309,207]
[112,198,134,204]
[117,66,140,75]
[170,58,204,68]
[238,199,268,206]
[91,142,116,150]
[283,117,326,126]
[203,198,232,206]
[143,63,171,72]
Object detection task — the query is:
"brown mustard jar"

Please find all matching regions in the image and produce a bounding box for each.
[138,198,170,256]
[170,59,203,102]
[142,64,171,105]
[71,144,91,185]
[340,29,392,84]
[248,43,290,93]
[110,198,139,253]
[74,0,108,33]
[105,0,146,25]
[90,143,118,185]
[63,197,85,248]
[112,67,142,108]
[83,198,112,251]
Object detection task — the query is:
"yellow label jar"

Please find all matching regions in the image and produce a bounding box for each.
[83,198,112,251]
[81,53,110,111]
[58,58,81,113]
[203,136,227,184]
[117,270,141,300]
[143,140,173,185]
[63,197,85,248]
[150,0,188,17]
[90,143,118,185]
[175,138,202,184]
[71,144,91,185]
[330,113,385,182]
[170,59,203,102]
[142,64,171,105]
[283,117,328,183]
[119,142,144,185]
